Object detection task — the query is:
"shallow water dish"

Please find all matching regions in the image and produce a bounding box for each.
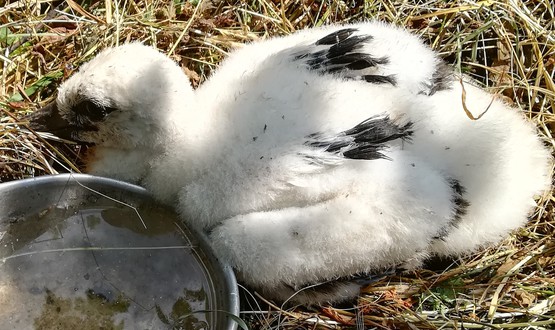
[0,174,239,330]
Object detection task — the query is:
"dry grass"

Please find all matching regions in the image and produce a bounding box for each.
[1,0,554,329]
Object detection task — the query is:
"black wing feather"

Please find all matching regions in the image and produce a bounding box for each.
[314,28,358,45]
[431,178,470,241]
[306,115,413,161]
[293,28,395,86]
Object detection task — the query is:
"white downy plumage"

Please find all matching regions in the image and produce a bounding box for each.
[28,21,552,304]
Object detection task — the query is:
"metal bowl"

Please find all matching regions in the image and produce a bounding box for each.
[0,174,239,330]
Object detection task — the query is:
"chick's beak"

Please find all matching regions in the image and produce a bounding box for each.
[25,102,76,140]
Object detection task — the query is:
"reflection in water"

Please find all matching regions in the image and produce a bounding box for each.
[34,289,129,329]
[157,287,209,329]
[0,195,213,329]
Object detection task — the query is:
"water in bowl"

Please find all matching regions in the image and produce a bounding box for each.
[0,197,215,329]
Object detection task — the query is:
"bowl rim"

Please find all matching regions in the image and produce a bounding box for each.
[0,173,240,330]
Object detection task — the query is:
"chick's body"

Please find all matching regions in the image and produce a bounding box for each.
[28,21,552,304]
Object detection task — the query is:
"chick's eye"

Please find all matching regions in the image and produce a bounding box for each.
[73,100,116,122]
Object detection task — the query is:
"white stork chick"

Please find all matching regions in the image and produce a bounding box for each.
[27,21,552,304]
